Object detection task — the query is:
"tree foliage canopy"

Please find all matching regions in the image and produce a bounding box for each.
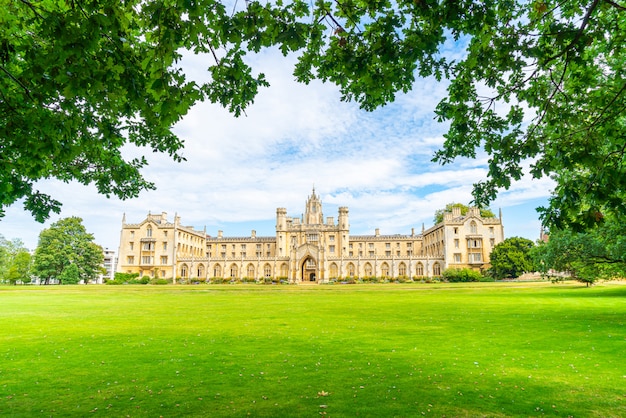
[433,202,495,224]
[2,1,624,230]
[531,218,626,285]
[32,217,103,284]
[0,234,31,284]
[488,237,535,279]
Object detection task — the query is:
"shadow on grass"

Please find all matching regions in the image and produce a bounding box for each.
[546,283,626,298]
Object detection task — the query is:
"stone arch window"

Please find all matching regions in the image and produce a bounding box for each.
[247,263,255,278]
[180,264,188,278]
[381,262,390,277]
[146,226,153,237]
[470,221,477,234]
[213,264,222,278]
[433,262,441,276]
[230,264,239,278]
[197,264,205,278]
[329,263,338,278]
[364,262,373,277]
[347,262,355,278]
[415,262,424,276]
[280,263,288,277]
[264,263,272,278]
[398,262,407,276]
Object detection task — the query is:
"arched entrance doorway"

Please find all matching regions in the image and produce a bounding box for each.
[301,256,317,282]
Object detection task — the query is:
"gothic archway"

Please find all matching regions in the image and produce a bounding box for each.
[301,256,317,282]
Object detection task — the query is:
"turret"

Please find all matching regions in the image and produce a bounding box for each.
[338,207,349,231]
[276,207,287,231]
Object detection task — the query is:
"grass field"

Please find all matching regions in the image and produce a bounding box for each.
[1,282,625,417]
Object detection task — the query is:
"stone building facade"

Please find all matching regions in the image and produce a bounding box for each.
[116,189,504,283]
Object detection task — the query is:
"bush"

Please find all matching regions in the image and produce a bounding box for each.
[442,268,483,283]
[396,275,410,283]
[128,277,150,284]
[113,272,140,282]
[106,272,150,285]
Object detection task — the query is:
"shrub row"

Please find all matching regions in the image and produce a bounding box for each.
[106,271,493,285]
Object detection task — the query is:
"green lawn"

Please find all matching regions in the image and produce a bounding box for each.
[1,282,625,417]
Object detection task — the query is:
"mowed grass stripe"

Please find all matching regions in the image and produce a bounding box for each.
[1,283,625,417]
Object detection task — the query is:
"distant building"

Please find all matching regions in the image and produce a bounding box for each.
[116,189,504,283]
[101,248,116,283]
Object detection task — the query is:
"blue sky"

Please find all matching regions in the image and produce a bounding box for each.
[1,47,554,251]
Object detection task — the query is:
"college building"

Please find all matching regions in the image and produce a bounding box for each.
[116,189,505,283]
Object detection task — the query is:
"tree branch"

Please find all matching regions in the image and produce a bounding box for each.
[18,0,44,19]
[590,81,626,129]
[542,0,601,66]
[0,65,34,101]
[603,0,626,11]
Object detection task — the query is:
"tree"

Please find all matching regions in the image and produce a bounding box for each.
[2,1,624,231]
[5,250,32,285]
[298,0,626,231]
[531,219,626,286]
[301,0,626,230]
[433,203,495,224]
[32,217,104,284]
[1,0,290,221]
[58,263,80,285]
[0,234,30,284]
[488,237,535,279]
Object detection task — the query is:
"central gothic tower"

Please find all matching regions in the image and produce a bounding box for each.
[304,187,323,225]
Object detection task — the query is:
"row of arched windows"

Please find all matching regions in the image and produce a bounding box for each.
[179,261,442,279]
[327,261,439,278]
[179,262,289,278]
